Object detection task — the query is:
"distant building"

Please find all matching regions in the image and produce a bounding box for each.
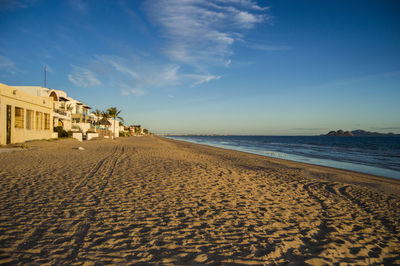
[0,83,54,145]
[130,125,143,135]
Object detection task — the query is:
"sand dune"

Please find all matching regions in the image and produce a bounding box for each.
[0,136,399,264]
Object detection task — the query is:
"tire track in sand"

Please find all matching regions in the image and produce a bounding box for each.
[65,145,125,261]
[286,181,400,264]
[339,186,399,236]
[14,146,124,257]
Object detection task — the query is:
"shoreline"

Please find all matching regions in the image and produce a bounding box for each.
[1,136,399,264]
[162,136,400,197]
[160,136,400,180]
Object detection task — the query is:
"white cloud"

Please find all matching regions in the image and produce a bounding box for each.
[109,59,139,80]
[184,74,221,87]
[68,65,102,88]
[215,0,269,11]
[95,55,181,87]
[73,53,222,96]
[146,0,269,69]
[156,65,180,83]
[235,11,264,28]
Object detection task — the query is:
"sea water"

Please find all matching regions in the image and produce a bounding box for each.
[166,135,400,180]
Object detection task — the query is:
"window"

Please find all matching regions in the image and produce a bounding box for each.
[26,110,34,129]
[36,111,42,130]
[15,107,24,128]
[44,113,50,130]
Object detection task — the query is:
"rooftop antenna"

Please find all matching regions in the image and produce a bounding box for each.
[44,65,47,88]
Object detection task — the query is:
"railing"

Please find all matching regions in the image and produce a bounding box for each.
[54,109,70,117]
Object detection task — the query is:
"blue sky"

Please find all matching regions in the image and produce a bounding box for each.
[1,0,399,135]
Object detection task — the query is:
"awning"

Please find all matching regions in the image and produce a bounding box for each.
[59,97,69,101]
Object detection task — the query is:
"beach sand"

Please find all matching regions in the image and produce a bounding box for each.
[0,136,399,264]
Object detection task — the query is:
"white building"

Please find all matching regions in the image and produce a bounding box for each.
[12,86,73,131]
[11,85,124,140]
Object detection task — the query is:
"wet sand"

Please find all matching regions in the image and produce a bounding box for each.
[0,136,399,264]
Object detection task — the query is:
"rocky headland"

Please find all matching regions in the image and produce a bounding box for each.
[325,129,400,137]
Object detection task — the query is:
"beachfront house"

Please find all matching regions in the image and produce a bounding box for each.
[0,83,54,145]
[12,86,73,132]
[12,85,96,136]
[6,84,123,141]
[70,99,94,133]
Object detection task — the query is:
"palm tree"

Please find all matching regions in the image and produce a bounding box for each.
[99,110,111,129]
[92,109,102,124]
[107,107,124,138]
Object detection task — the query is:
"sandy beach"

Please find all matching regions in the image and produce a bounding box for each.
[0,136,399,265]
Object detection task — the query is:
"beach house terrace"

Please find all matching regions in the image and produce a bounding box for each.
[0,83,54,145]
[71,103,92,123]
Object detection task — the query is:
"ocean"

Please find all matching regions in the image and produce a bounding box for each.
[165,135,400,180]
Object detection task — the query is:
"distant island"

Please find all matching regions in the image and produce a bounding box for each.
[324,129,400,137]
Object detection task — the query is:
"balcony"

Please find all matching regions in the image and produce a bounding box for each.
[54,108,71,119]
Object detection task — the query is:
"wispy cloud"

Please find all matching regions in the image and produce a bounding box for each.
[69,52,225,96]
[68,65,102,88]
[93,55,180,87]
[93,55,219,91]
[146,0,269,69]
[119,84,144,96]
[107,59,139,80]
[184,74,221,87]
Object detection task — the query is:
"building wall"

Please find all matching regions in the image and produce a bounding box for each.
[0,83,53,145]
[109,119,120,138]
[72,122,92,133]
